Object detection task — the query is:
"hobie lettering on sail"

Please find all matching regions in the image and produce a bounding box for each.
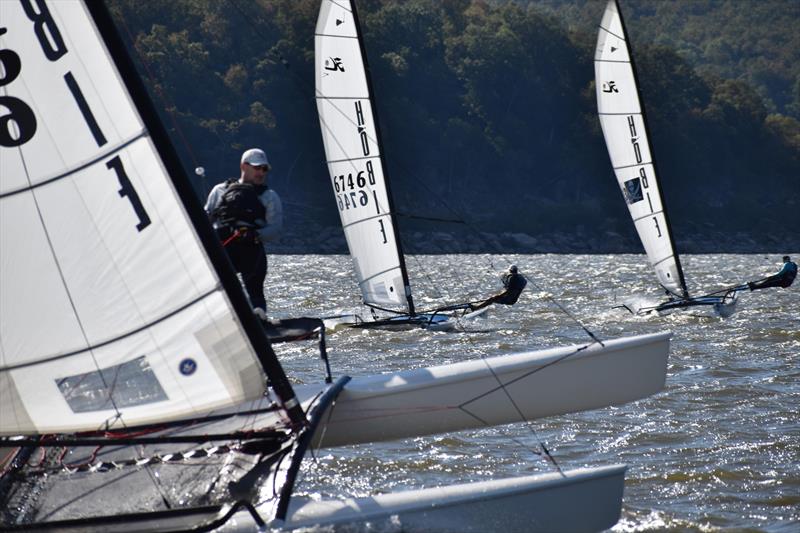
[594,0,687,298]
[0,1,268,435]
[315,0,409,310]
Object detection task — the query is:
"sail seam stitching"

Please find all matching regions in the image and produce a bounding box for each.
[632,211,663,222]
[651,255,676,268]
[613,161,652,170]
[326,0,352,12]
[327,155,379,164]
[316,95,368,100]
[0,287,220,372]
[0,132,148,199]
[598,25,625,42]
[359,266,402,285]
[315,33,358,39]
[341,212,391,229]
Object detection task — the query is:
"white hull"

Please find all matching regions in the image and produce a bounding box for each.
[305,331,670,447]
[3,332,666,526]
[224,464,627,532]
[101,330,668,447]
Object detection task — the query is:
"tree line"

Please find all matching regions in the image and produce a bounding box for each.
[107,0,799,250]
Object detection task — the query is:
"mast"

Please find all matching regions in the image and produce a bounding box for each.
[612,0,689,298]
[86,2,306,425]
[349,0,416,316]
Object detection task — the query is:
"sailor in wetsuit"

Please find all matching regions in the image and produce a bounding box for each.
[204,148,283,319]
[471,265,528,311]
[747,256,798,291]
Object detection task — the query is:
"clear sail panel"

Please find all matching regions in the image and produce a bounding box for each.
[0,1,266,435]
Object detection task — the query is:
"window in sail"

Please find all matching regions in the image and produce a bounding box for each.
[623,177,644,204]
[56,356,168,413]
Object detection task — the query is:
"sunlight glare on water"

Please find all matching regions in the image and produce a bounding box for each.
[266,253,799,531]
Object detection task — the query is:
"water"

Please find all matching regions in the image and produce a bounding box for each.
[266,253,799,532]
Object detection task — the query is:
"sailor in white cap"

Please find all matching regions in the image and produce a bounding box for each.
[204,148,283,318]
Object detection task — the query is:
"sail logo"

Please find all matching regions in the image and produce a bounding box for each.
[602,81,619,93]
[355,100,370,156]
[627,115,643,164]
[324,57,345,72]
[179,358,197,376]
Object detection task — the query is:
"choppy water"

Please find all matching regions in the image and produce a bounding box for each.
[265,253,799,532]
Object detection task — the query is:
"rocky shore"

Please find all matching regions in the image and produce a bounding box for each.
[271,223,799,255]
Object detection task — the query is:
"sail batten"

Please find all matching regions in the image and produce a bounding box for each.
[315,0,414,313]
[594,0,688,299]
[0,0,305,435]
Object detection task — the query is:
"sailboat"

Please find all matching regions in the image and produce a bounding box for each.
[315,0,491,330]
[1,1,672,530]
[594,0,738,317]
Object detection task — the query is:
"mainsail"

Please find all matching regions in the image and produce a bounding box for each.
[315,0,415,315]
[0,0,304,436]
[594,0,688,299]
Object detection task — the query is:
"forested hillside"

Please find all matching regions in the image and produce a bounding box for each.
[107,0,799,252]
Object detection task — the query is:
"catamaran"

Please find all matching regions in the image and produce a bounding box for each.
[2,0,671,530]
[594,0,738,317]
[314,0,496,330]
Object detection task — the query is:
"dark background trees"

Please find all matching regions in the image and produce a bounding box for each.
[107,0,799,252]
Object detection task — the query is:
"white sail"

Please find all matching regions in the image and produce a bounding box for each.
[0,1,268,435]
[315,0,410,310]
[594,0,687,298]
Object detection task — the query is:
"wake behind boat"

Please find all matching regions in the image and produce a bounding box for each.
[594,0,739,318]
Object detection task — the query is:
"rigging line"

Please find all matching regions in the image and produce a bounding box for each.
[225,0,316,96]
[460,343,596,408]
[395,212,466,224]
[522,273,605,346]
[114,15,200,170]
[448,324,602,474]
[282,389,331,495]
[224,1,594,340]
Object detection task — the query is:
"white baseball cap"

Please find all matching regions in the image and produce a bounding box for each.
[241,148,271,169]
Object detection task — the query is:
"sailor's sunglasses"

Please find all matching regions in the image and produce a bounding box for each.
[249,164,270,171]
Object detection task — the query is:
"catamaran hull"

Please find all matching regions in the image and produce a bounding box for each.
[7,465,626,532]
[646,292,739,318]
[323,313,459,332]
[230,464,627,532]
[304,331,670,447]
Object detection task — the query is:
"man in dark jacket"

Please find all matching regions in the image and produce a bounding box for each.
[471,265,528,311]
[204,148,282,318]
[747,256,798,291]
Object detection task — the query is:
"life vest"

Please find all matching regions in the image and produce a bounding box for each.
[781,262,797,287]
[213,179,267,227]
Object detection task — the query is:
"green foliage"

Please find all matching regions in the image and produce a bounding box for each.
[107,0,798,244]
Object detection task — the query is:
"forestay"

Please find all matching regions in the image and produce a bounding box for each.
[315,0,411,311]
[594,0,688,298]
[0,1,272,435]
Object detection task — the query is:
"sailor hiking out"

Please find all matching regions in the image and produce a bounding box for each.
[205,148,283,317]
[746,256,797,291]
[470,265,528,312]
